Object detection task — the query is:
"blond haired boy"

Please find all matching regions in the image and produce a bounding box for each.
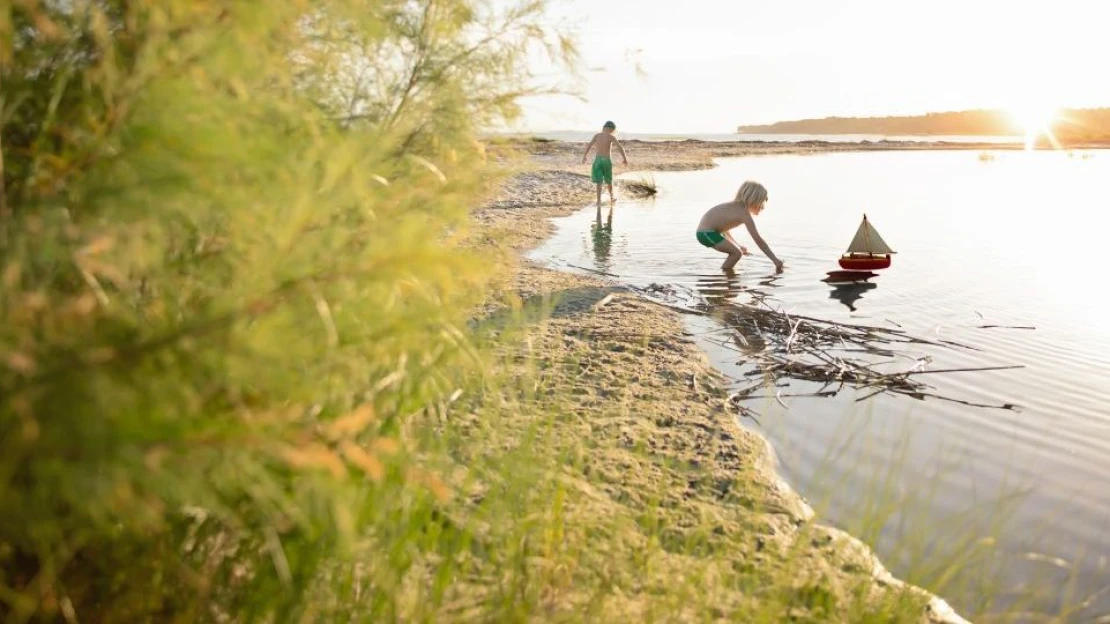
[695,181,784,272]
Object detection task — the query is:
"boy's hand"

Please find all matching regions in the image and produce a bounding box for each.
[623,159,629,165]
[740,245,750,255]
[773,259,785,273]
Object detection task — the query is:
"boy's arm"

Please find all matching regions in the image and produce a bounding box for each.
[743,219,784,271]
[581,136,596,163]
[615,139,628,164]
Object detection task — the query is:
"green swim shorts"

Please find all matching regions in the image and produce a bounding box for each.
[696,230,726,248]
[591,156,613,184]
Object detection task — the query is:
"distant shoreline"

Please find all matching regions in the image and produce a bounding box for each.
[493,137,1110,184]
[734,132,1019,138]
[510,132,1028,145]
[502,132,1110,151]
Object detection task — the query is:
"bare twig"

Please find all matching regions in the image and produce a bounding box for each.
[568,263,619,278]
[888,389,1019,411]
[937,338,984,351]
[903,365,1024,376]
[855,388,888,403]
[742,391,837,400]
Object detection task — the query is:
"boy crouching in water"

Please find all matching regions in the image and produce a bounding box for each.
[696,180,784,273]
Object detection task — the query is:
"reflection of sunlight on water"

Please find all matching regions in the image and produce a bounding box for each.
[532,149,1110,618]
[952,151,1109,333]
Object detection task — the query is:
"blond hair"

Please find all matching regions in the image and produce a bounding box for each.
[735,181,768,207]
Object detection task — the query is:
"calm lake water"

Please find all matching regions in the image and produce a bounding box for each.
[529,150,1110,619]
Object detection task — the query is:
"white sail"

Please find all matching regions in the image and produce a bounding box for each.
[845,215,895,255]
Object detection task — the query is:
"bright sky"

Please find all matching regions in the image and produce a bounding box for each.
[517,0,1110,133]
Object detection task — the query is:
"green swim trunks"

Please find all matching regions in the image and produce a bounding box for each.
[591,156,613,184]
[696,230,726,248]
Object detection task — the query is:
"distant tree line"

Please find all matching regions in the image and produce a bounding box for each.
[738,108,1110,144]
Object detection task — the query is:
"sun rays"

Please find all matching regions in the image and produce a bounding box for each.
[1006,103,1062,150]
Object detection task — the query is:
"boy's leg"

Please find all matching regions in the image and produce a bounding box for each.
[713,239,745,271]
[590,157,602,206]
[724,232,749,255]
[606,159,615,201]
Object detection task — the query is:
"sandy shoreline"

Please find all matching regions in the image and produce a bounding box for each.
[486,135,1101,209]
[503,135,1095,172]
[474,138,970,622]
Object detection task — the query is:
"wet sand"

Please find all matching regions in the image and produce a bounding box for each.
[470,138,971,622]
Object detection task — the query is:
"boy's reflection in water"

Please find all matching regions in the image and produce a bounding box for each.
[696,270,744,307]
[590,204,614,272]
[694,270,767,354]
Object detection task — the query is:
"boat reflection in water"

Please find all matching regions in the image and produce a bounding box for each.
[821,269,880,312]
[827,281,878,312]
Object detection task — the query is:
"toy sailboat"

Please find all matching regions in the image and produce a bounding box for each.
[838,214,895,270]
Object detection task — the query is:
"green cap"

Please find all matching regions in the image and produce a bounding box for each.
[603,120,616,129]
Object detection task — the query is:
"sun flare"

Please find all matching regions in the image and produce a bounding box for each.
[1006,103,1060,147]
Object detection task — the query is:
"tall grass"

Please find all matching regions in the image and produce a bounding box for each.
[623,173,658,198]
[0,0,573,619]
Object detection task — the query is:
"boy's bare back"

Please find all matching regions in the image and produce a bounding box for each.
[697,202,751,232]
[591,132,618,158]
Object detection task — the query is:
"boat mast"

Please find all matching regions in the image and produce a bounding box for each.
[862,214,872,255]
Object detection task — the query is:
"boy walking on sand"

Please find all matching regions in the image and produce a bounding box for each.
[582,121,628,206]
[696,180,784,273]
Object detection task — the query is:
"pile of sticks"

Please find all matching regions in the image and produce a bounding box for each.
[626,283,1022,414]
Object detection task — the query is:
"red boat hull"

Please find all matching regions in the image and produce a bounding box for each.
[838,254,891,270]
